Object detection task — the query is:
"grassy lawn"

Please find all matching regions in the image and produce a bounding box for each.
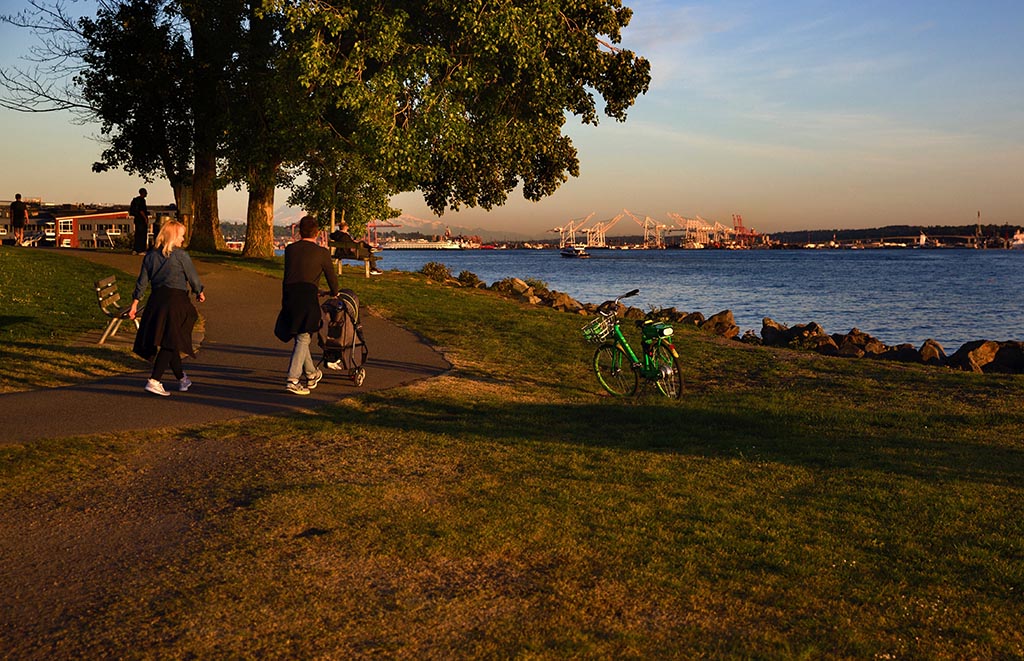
[1,249,1022,658]
[0,246,143,392]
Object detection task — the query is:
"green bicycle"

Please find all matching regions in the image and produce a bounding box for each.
[581,289,683,399]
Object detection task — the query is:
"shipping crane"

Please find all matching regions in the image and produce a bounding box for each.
[624,209,669,248]
[583,213,624,247]
[549,213,593,248]
[366,219,401,247]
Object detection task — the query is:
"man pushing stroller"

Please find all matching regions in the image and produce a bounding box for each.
[274,215,338,395]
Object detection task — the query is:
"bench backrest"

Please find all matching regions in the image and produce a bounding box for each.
[95,276,123,315]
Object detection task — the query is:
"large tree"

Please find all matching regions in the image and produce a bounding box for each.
[77,0,194,217]
[273,0,651,218]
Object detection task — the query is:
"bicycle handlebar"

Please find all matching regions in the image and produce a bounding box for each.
[617,289,640,301]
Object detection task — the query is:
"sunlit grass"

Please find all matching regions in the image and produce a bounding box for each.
[0,246,142,392]
[2,249,1023,658]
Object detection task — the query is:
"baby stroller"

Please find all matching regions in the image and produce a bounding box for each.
[317,289,368,386]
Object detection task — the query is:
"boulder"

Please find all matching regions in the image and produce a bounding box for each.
[880,343,922,363]
[838,328,888,357]
[740,329,762,345]
[799,334,840,356]
[508,277,531,295]
[550,291,583,313]
[761,317,789,346]
[986,342,1024,373]
[518,294,542,306]
[919,339,947,366]
[623,306,646,321]
[701,310,740,339]
[681,311,705,327]
[946,340,1001,373]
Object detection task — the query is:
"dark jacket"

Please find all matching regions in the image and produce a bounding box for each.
[274,240,338,342]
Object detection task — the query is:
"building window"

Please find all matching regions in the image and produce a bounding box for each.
[80,224,93,231]
[59,220,74,234]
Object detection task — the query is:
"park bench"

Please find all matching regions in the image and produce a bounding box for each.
[329,240,373,278]
[95,275,141,344]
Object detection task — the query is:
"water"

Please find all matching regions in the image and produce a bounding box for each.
[375,248,1024,351]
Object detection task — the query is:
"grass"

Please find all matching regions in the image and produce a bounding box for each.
[1,249,1023,658]
[0,246,143,392]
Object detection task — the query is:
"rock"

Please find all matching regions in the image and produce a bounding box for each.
[550,291,583,313]
[740,329,762,345]
[508,277,531,295]
[838,328,887,357]
[761,317,789,346]
[519,294,542,306]
[986,342,1024,373]
[946,340,1001,373]
[919,339,947,366]
[881,343,922,363]
[799,334,840,356]
[681,311,705,326]
[701,310,740,339]
[623,306,646,321]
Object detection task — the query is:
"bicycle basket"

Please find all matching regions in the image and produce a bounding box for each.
[581,313,614,344]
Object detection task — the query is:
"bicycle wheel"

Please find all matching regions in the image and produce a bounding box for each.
[650,344,683,399]
[593,344,638,396]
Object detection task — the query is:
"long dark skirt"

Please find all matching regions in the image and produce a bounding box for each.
[133,286,198,360]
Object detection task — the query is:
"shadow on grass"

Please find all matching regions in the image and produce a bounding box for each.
[309,393,1024,488]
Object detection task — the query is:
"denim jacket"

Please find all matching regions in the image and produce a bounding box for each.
[132,248,204,301]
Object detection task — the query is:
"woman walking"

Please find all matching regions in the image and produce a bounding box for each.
[128,220,205,396]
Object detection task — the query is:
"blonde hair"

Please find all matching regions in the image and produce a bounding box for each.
[155,220,186,257]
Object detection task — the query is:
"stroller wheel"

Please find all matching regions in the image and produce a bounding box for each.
[353,368,366,387]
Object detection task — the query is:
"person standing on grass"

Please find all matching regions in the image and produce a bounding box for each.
[9,193,28,246]
[130,187,149,254]
[128,220,205,397]
[275,215,338,395]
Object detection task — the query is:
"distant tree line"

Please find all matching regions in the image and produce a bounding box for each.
[1,0,650,257]
[772,224,1022,245]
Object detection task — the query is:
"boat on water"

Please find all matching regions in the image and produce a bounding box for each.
[1012,230,1024,250]
[560,244,591,258]
[382,238,463,250]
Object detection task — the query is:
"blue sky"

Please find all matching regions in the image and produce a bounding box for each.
[1,0,1021,236]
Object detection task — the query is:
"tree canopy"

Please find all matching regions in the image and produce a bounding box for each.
[2,0,650,254]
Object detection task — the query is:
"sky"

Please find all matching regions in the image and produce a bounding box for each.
[0,0,1021,237]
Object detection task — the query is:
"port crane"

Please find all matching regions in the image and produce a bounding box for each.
[549,213,593,248]
[624,209,669,248]
[583,213,625,247]
[366,219,401,247]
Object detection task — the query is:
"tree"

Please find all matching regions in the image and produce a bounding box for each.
[77,1,194,216]
[273,0,651,218]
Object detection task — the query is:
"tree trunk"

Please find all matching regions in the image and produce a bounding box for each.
[243,176,276,257]
[182,5,226,252]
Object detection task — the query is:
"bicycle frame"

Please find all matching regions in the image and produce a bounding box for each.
[608,319,676,380]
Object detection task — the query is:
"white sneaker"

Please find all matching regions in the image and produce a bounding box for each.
[306,369,323,389]
[286,380,310,395]
[179,374,192,392]
[145,379,170,396]
[370,269,383,275]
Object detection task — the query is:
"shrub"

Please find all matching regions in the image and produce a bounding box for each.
[420,261,452,281]
[457,270,483,287]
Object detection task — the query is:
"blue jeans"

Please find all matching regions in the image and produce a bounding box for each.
[287,332,315,382]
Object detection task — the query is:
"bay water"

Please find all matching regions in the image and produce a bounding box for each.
[374,248,1024,351]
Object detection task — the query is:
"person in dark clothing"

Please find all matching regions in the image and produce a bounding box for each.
[130,187,149,254]
[329,220,383,274]
[275,215,339,395]
[9,193,28,245]
[128,220,205,396]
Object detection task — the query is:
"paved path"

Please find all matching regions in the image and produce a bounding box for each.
[0,250,449,444]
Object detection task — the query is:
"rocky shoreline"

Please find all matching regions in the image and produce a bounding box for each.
[436,268,1024,375]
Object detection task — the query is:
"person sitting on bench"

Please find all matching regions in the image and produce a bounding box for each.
[329,221,382,275]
